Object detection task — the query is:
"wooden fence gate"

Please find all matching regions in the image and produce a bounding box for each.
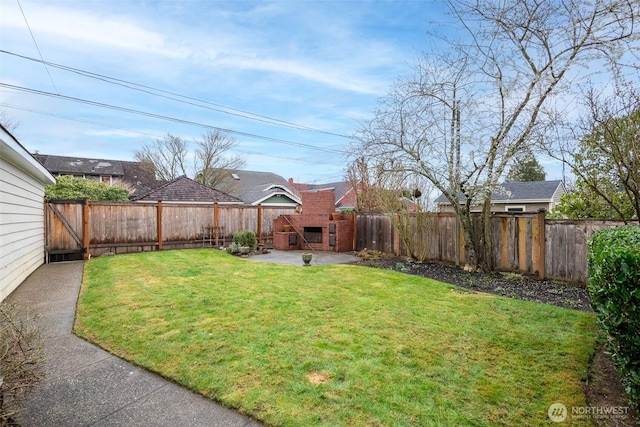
[45,200,86,262]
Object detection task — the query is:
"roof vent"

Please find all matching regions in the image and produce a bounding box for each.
[232,173,240,180]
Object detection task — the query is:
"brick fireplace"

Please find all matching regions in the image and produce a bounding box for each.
[273,188,354,252]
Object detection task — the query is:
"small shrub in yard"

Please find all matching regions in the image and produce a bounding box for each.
[226,242,240,255]
[588,225,640,410]
[233,230,256,248]
[0,302,44,424]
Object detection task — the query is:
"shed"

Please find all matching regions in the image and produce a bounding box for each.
[0,125,56,301]
[435,180,565,213]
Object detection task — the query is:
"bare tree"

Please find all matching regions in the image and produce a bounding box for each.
[134,133,189,182]
[0,110,19,134]
[346,156,434,261]
[352,0,638,271]
[193,130,245,192]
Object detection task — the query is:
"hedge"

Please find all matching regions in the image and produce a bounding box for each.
[588,225,640,410]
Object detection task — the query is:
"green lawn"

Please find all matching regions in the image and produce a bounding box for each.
[75,249,598,426]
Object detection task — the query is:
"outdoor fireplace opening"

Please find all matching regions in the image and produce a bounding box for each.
[304,227,323,243]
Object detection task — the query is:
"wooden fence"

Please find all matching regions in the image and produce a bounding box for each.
[45,200,624,283]
[355,211,625,283]
[45,200,296,260]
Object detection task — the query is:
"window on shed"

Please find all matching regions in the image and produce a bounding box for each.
[506,206,525,212]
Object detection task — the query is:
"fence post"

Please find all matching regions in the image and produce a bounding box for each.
[518,217,527,272]
[500,217,508,269]
[395,212,401,256]
[352,211,357,250]
[82,198,90,260]
[537,209,546,279]
[257,204,263,244]
[44,199,49,263]
[214,203,220,247]
[157,201,163,251]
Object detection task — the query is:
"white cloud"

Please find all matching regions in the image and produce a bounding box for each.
[0,0,435,182]
[2,3,189,59]
[2,1,399,95]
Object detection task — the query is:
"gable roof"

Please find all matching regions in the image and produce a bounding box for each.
[132,176,241,203]
[435,180,564,204]
[492,180,564,202]
[222,170,301,205]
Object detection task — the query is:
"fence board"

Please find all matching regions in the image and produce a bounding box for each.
[46,200,628,283]
[46,202,83,251]
[46,200,296,258]
[355,212,627,283]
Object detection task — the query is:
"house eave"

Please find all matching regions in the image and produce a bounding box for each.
[437,198,552,206]
[1,128,56,185]
[252,192,301,206]
[490,198,552,204]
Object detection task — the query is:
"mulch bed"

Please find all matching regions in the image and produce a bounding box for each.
[353,255,592,311]
[352,253,638,426]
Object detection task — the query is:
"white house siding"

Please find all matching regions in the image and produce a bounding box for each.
[0,129,55,301]
[550,184,566,211]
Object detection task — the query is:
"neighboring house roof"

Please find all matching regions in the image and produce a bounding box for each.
[34,153,124,176]
[33,153,159,197]
[222,170,301,206]
[120,160,161,196]
[132,176,242,203]
[435,180,565,204]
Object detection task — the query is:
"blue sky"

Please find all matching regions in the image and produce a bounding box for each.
[1,0,455,183]
[1,0,571,184]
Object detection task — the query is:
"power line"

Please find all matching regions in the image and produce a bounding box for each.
[0,83,347,155]
[15,1,58,95]
[0,49,351,138]
[1,102,344,165]
[0,102,164,138]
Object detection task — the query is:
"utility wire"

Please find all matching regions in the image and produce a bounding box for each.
[1,102,341,165]
[0,102,164,138]
[1,83,346,155]
[0,49,351,138]
[15,1,59,95]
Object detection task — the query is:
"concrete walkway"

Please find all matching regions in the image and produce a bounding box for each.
[247,249,360,266]
[8,261,261,427]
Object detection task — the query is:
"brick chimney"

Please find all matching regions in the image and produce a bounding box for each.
[301,188,335,216]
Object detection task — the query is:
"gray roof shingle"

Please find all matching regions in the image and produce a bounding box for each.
[221,170,300,205]
[35,154,124,176]
[132,176,242,203]
[435,180,564,204]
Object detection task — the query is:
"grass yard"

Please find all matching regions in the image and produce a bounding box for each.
[75,249,598,426]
